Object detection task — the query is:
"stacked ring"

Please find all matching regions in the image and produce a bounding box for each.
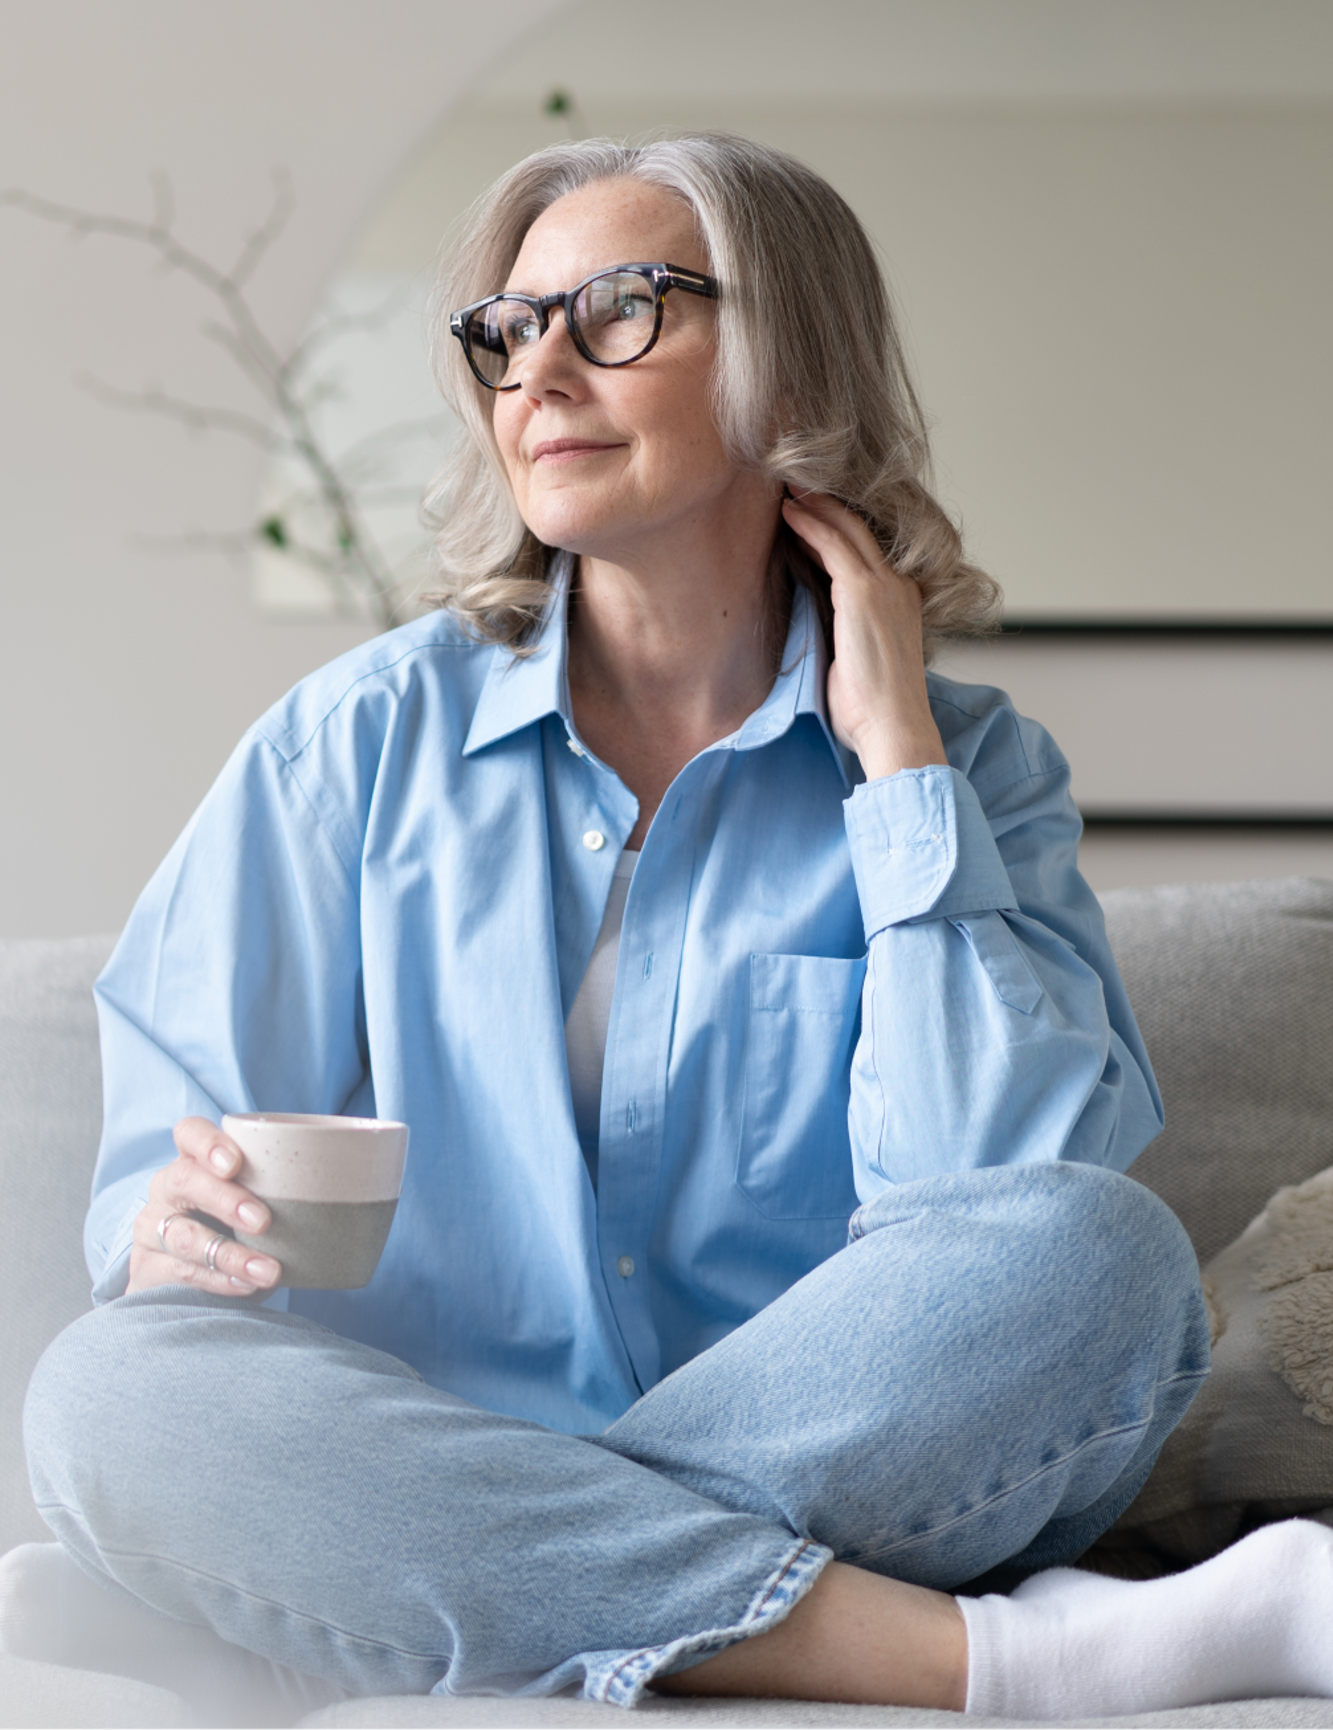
[156,1211,190,1254]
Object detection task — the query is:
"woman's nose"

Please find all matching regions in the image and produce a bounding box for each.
[515,308,585,400]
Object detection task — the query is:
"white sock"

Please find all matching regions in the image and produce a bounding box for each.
[960,1519,1333,1720]
[0,1542,347,1728]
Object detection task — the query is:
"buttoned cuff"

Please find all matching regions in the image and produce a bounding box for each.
[89,1201,143,1305]
[844,765,1017,940]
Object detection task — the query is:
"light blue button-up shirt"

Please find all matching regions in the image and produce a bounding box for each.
[87,574,1163,1434]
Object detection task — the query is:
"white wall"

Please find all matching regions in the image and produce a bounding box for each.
[3,0,1330,936]
[0,0,565,939]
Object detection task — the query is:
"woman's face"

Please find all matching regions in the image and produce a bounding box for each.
[491,178,761,566]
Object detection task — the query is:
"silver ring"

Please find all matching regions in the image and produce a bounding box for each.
[204,1235,225,1273]
[156,1211,190,1254]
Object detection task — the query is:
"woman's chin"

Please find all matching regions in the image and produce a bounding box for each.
[523,508,631,562]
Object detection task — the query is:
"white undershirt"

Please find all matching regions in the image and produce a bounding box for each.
[565,846,639,1188]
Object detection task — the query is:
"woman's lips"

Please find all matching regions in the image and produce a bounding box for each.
[529,439,625,465]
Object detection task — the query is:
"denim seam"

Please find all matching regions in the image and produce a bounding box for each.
[32,1504,452,1669]
[847,1370,1208,1566]
[588,1536,830,1708]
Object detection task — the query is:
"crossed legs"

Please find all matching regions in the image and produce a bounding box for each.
[22,1163,1208,1707]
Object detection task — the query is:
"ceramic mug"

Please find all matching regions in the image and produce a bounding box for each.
[221,1112,409,1290]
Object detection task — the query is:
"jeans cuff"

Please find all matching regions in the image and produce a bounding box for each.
[553,1537,832,1708]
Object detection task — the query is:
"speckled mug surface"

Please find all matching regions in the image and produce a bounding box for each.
[221,1113,409,1290]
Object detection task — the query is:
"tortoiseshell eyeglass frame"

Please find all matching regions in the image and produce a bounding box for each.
[448,262,719,392]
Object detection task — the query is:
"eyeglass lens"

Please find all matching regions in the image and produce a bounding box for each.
[465,270,658,387]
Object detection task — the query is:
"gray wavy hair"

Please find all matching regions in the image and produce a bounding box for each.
[423,131,1001,652]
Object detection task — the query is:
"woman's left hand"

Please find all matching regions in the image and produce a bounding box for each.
[782,490,948,782]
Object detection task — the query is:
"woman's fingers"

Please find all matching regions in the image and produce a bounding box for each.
[163,1149,270,1236]
[173,1114,243,1179]
[781,490,946,779]
[169,1117,271,1234]
[127,1121,283,1295]
[782,493,926,629]
[134,1206,279,1295]
[783,490,885,577]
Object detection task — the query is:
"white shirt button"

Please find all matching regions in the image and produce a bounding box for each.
[582,830,606,852]
[617,1255,635,1278]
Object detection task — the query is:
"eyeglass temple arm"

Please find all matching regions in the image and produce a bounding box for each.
[664,267,718,298]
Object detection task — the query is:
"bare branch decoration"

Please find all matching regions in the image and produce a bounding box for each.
[2,172,447,627]
[75,374,282,451]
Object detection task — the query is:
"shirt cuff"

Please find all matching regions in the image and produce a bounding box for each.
[88,1196,143,1304]
[844,765,1017,940]
[91,1243,134,1305]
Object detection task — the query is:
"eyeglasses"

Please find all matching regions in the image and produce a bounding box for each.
[449,261,718,392]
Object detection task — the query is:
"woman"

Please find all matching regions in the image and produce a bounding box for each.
[22,133,1333,1720]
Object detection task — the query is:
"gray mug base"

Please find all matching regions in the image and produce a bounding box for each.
[236,1197,398,1289]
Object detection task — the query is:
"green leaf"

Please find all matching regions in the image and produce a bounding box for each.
[260,515,286,548]
[544,90,571,116]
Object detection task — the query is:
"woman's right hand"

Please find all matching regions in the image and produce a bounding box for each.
[127,1117,283,1296]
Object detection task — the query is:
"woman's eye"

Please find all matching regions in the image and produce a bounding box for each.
[497,305,540,349]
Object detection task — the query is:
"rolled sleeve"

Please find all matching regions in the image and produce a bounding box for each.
[843,707,1165,1200]
[844,765,1018,938]
[87,1184,144,1304]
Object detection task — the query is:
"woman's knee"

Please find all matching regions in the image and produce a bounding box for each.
[1014,1164,1201,1307]
[23,1292,217,1520]
[25,1289,316,1544]
[851,1162,1208,1383]
[990,1163,1209,1386]
[26,1287,427,1532]
[24,1301,150,1558]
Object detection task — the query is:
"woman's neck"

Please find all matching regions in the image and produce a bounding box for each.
[566,531,789,849]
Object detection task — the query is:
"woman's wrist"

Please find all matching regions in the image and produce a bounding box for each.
[853,721,949,783]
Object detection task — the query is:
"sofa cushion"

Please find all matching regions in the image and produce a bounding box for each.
[4,1655,1332,1727]
[1099,878,1333,1264]
[0,937,115,1556]
[294,1689,1333,1726]
[0,1651,187,1728]
[1097,1162,1333,1573]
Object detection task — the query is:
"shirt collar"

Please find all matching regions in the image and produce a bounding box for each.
[462,554,854,788]
[732,582,855,788]
[462,552,575,757]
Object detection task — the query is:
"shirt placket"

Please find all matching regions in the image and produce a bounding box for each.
[591,751,726,1395]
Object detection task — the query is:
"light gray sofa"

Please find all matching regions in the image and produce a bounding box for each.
[3,878,1333,1728]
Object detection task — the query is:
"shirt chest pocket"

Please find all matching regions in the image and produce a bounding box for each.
[736,952,868,1221]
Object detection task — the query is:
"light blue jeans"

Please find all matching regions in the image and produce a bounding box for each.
[25,1164,1209,1707]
